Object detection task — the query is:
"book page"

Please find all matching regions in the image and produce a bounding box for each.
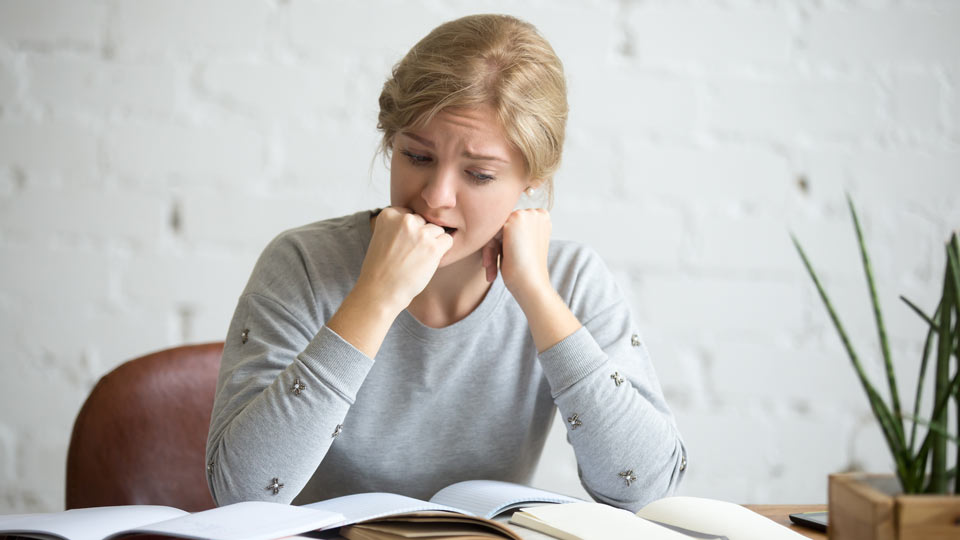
[510,502,692,540]
[429,480,583,519]
[635,497,809,540]
[112,501,343,540]
[0,505,187,540]
[303,493,465,526]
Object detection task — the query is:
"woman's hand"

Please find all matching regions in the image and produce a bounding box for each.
[327,208,452,359]
[483,208,582,353]
[357,207,453,314]
[483,208,553,308]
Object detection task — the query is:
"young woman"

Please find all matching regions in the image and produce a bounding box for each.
[206,13,686,513]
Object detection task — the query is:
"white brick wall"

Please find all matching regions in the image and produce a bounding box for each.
[1,0,958,513]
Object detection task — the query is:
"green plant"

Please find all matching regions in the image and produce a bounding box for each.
[791,195,960,494]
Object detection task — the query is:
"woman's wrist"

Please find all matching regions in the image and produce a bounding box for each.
[515,285,582,354]
[327,285,403,359]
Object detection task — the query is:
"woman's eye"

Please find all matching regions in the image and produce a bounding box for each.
[467,170,495,184]
[401,150,431,166]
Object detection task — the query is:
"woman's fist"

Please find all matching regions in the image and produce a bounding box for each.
[356,207,453,313]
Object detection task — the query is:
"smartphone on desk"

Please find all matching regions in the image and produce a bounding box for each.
[789,510,828,532]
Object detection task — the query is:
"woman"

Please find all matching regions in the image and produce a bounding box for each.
[206,14,686,513]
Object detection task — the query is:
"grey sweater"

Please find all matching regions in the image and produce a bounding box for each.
[205,210,687,512]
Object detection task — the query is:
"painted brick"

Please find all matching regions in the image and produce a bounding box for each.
[706,73,882,139]
[553,130,621,202]
[888,69,944,133]
[0,0,106,45]
[639,274,805,336]
[0,120,99,182]
[0,185,167,243]
[625,4,795,66]
[806,4,960,65]
[26,53,181,116]
[109,0,271,58]
[119,249,257,316]
[1,349,88,434]
[199,60,346,121]
[691,214,811,274]
[278,123,386,199]
[0,243,109,306]
[623,142,793,207]
[0,52,16,103]
[15,428,69,512]
[846,150,960,222]
[708,339,866,411]
[0,424,14,487]
[674,408,776,502]
[102,120,264,181]
[573,69,701,134]
[178,188,344,249]
[551,200,686,268]
[764,412,856,503]
[286,0,442,60]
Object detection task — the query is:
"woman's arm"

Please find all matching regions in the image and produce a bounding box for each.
[495,209,687,512]
[206,209,452,505]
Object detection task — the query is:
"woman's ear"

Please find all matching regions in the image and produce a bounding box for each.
[524,179,545,195]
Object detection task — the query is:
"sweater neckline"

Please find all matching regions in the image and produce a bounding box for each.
[353,209,508,342]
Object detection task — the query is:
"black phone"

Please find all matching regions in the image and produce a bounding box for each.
[788,510,828,532]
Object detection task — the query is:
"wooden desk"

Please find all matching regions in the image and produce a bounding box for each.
[744,504,827,540]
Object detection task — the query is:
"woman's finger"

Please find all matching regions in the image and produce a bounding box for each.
[481,238,501,283]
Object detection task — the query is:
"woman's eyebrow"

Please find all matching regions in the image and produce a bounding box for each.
[463,151,508,164]
[403,132,509,164]
[403,132,435,148]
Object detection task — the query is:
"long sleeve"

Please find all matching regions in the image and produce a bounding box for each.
[538,244,687,512]
[205,294,374,505]
[204,216,375,506]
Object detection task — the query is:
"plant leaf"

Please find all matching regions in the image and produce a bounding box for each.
[901,414,960,445]
[900,295,939,332]
[791,233,909,475]
[847,194,905,443]
[908,301,940,454]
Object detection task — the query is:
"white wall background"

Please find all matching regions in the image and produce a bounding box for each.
[1,0,958,513]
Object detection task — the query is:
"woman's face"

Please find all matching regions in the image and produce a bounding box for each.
[390,104,533,268]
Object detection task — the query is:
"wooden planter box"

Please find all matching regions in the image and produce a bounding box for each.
[828,473,960,540]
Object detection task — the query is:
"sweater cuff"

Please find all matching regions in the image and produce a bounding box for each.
[538,326,607,395]
[297,325,375,402]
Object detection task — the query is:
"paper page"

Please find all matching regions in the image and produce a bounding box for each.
[510,503,691,540]
[113,501,343,540]
[493,515,562,540]
[635,497,809,540]
[429,480,583,519]
[0,505,187,540]
[303,493,465,527]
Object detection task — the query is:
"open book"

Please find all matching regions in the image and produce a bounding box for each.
[0,500,343,540]
[0,480,580,540]
[303,479,583,540]
[509,497,810,540]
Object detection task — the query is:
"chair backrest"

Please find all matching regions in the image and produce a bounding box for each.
[66,342,224,511]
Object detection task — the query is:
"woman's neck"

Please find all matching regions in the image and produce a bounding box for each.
[406,251,492,328]
[368,214,492,329]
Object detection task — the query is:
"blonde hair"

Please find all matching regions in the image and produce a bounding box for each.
[377,14,568,207]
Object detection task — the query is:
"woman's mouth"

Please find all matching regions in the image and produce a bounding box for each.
[442,226,457,235]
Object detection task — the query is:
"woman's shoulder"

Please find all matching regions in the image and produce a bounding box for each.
[547,238,607,275]
[548,238,625,317]
[243,209,374,297]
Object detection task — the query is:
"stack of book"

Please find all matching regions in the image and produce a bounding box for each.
[0,479,807,540]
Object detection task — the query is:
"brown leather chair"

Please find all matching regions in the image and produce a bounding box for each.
[65,342,223,511]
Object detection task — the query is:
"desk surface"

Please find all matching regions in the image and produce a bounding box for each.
[744,504,827,540]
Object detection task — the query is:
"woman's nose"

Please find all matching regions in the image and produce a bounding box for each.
[420,167,457,209]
